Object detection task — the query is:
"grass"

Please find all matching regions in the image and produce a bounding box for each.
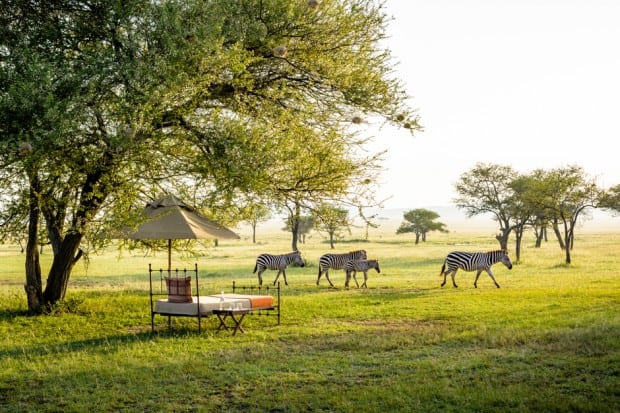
[0,230,618,412]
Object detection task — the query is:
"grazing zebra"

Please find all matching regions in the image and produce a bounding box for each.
[254,251,305,286]
[317,250,367,287]
[344,259,381,288]
[439,250,512,288]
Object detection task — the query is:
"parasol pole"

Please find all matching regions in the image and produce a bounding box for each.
[167,239,172,275]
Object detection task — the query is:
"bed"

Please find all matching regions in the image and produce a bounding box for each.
[149,264,280,333]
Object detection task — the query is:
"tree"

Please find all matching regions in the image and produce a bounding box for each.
[0,0,419,312]
[521,166,602,264]
[243,204,272,244]
[599,184,620,215]
[396,208,447,244]
[314,205,353,249]
[265,116,386,250]
[506,175,539,261]
[282,211,314,249]
[454,163,520,249]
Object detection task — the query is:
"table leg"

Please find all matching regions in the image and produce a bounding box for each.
[230,313,246,335]
[215,311,247,335]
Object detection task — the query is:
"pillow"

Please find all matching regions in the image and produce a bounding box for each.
[165,276,192,303]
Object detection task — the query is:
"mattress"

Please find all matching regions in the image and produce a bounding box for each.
[217,293,274,309]
[154,293,274,315]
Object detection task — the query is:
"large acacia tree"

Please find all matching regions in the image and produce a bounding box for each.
[454,163,520,250]
[0,0,419,312]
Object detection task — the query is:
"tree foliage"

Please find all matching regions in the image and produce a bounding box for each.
[0,0,420,312]
[454,163,519,250]
[599,184,620,215]
[396,208,447,245]
[519,166,602,264]
[314,204,353,249]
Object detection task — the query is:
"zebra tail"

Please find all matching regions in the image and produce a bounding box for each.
[439,260,446,277]
[253,264,257,274]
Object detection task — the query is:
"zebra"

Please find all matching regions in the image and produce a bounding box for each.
[317,250,367,287]
[344,259,380,288]
[254,251,305,286]
[439,250,512,288]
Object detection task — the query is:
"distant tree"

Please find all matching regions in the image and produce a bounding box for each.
[454,163,520,250]
[282,210,314,249]
[599,184,620,215]
[243,204,272,244]
[358,207,379,240]
[396,208,448,244]
[506,175,539,261]
[268,121,384,251]
[314,205,353,249]
[520,166,602,264]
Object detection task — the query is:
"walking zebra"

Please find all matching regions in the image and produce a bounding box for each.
[254,251,305,286]
[439,250,512,288]
[344,259,380,288]
[317,250,367,287]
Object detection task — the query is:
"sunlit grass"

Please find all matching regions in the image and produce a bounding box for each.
[1,230,618,412]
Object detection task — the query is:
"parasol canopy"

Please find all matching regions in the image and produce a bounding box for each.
[125,194,239,271]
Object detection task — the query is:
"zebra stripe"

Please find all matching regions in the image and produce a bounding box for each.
[317,250,367,287]
[344,259,380,288]
[439,250,512,288]
[254,251,305,286]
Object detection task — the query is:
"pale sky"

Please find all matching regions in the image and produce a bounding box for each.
[369,0,620,209]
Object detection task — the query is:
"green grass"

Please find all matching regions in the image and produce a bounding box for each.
[1,231,618,412]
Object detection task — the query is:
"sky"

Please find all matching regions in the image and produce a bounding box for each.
[368,0,620,210]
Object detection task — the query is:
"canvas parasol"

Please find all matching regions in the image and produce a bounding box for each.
[125,194,239,272]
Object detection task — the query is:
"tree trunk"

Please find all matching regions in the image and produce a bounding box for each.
[329,232,335,249]
[290,202,302,251]
[252,223,257,243]
[414,232,420,245]
[25,174,43,313]
[534,226,544,248]
[43,232,83,303]
[495,232,509,250]
[514,226,523,261]
[552,220,566,250]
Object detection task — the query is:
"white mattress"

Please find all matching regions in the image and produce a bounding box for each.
[154,294,252,316]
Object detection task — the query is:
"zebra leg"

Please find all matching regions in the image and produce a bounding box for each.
[257,269,264,286]
[317,268,323,286]
[324,270,334,287]
[474,269,483,288]
[345,271,350,288]
[352,271,360,288]
[442,269,456,287]
[280,269,288,286]
[361,271,367,288]
[450,269,458,288]
[273,269,282,285]
[485,269,500,288]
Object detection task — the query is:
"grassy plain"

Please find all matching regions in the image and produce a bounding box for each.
[0,227,619,412]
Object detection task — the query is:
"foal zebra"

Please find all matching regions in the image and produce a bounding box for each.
[317,250,367,287]
[254,251,305,286]
[439,250,512,288]
[344,259,380,288]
